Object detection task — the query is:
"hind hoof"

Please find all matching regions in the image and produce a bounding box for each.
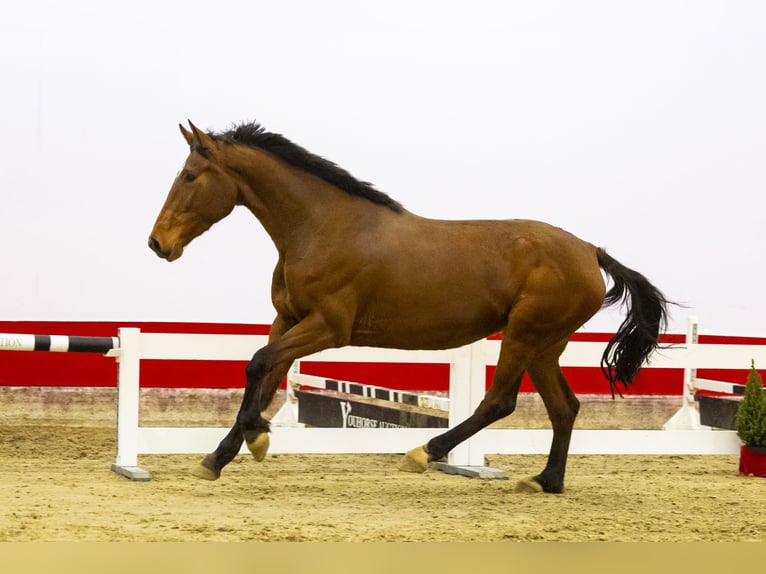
[398,445,430,473]
[191,455,220,481]
[514,476,544,494]
[245,431,270,462]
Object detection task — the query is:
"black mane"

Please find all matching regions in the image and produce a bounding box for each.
[214,122,404,213]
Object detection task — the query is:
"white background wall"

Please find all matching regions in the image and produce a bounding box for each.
[2,1,764,337]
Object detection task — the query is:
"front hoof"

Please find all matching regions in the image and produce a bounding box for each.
[513,476,544,494]
[398,445,430,473]
[244,431,270,462]
[191,454,221,481]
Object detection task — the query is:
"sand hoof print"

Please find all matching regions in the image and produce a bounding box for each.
[513,476,544,494]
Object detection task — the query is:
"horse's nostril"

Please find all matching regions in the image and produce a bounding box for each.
[148,236,164,257]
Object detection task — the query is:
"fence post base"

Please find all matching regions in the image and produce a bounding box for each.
[111,463,151,481]
[431,461,508,480]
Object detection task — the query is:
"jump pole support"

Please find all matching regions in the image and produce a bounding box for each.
[663,316,706,430]
[0,329,149,480]
[110,327,150,481]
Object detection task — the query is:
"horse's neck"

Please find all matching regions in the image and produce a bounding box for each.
[229,148,359,249]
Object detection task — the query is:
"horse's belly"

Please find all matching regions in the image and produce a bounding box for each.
[349,304,506,350]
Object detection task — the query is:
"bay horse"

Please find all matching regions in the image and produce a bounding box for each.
[148,120,669,493]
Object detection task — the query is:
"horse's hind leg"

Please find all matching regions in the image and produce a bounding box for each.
[399,336,528,472]
[515,340,579,494]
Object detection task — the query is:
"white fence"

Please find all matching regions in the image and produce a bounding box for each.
[108,317,766,479]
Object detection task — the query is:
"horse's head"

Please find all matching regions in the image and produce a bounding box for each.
[148,122,239,261]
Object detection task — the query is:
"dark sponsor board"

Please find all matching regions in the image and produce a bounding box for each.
[296,389,448,428]
[698,395,740,430]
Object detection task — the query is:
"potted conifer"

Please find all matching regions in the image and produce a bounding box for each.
[735,361,766,477]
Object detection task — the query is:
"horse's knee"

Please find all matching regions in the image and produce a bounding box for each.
[245,348,272,382]
[241,347,283,423]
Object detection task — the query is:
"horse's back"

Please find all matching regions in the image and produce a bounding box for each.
[380,215,601,290]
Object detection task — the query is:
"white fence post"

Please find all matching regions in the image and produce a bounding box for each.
[111,327,150,480]
[270,361,302,427]
[663,316,707,431]
[446,345,473,465]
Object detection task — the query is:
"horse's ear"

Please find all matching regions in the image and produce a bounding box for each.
[187,120,217,154]
[179,123,194,146]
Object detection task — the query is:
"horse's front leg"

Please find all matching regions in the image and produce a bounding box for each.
[237,344,288,461]
[239,314,348,460]
[191,351,288,480]
[193,312,344,480]
[191,316,293,481]
[192,423,246,481]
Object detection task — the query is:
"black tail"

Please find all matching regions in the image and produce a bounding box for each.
[597,248,670,397]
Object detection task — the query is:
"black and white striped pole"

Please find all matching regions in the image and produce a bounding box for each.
[0,333,119,355]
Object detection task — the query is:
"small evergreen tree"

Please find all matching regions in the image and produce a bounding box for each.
[735,360,766,448]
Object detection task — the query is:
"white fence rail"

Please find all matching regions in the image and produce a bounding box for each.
[108,317,766,479]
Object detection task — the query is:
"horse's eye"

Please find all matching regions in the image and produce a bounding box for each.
[184,172,197,183]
